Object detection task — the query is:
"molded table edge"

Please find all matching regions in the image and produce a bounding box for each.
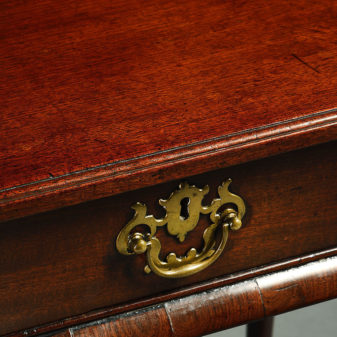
[6,247,337,337]
[1,108,337,222]
[42,255,337,337]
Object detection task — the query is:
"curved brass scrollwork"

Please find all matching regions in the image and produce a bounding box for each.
[116,179,245,278]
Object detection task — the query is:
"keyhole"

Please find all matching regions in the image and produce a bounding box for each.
[180,197,190,219]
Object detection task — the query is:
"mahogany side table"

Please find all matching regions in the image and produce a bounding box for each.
[1,0,337,336]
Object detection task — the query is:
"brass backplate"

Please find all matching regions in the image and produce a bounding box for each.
[116,179,245,278]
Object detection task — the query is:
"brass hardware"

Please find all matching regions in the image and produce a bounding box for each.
[116,179,245,278]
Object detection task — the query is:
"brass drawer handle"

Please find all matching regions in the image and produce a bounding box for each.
[116,179,245,278]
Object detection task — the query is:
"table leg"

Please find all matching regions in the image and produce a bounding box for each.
[246,317,274,337]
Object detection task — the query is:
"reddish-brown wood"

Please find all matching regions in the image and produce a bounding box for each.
[72,307,172,337]
[49,256,337,337]
[247,317,274,337]
[47,332,71,337]
[7,248,337,337]
[1,112,336,223]
[1,142,337,336]
[164,280,264,337]
[1,0,337,222]
[1,1,337,336]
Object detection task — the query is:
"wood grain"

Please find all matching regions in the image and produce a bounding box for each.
[73,307,172,337]
[49,256,337,337]
[1,0,337,222]
[7,248,337,337]
[1,142,337,336]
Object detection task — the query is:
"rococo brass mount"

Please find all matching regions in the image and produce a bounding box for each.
[116,179,245,278]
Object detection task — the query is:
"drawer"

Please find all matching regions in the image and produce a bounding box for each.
[1,141,337,335]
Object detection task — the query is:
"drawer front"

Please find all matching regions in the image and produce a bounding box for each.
[1,142,337,335]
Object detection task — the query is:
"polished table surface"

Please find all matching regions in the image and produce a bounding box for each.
[0,0,337,336]
[1,0,337,222]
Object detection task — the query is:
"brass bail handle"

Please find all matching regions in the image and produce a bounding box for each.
[116,179,245,279]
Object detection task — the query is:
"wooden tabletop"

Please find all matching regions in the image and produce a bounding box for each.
[1,0,337,221]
